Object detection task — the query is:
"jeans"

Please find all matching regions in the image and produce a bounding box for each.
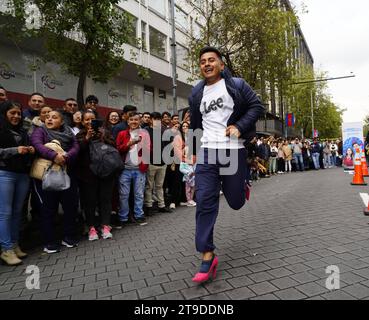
[269,157,277,174]
[119,169,146,222]
[0,170,30,250]
[324,154,332,168]
[294,153,304,171]
[312,153,320,169]
[195,148,248,253]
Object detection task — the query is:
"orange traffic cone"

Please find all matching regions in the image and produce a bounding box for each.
[361,152,369,177]
[351,151,367,186]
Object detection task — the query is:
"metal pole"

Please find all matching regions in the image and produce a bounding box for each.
[170,0,178,115]
[311,90,314,138]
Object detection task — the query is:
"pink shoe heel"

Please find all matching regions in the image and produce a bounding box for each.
[192,255,218,283]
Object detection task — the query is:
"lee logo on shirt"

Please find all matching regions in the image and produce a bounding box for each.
[203,98,224,114]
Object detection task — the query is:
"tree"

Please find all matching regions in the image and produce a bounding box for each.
[1,0,133,108]
[187,0,298,103]
[288,66,344,138]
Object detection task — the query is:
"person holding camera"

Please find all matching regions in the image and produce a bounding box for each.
[76,111,117,241]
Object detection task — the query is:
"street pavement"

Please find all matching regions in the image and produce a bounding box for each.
[2,168,369,300]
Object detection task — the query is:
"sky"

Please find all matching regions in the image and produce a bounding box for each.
[291,0,369,124]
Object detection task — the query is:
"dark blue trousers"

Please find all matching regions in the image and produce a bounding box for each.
[195,148,248,253]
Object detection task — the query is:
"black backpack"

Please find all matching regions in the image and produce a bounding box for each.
[89,140,124,178]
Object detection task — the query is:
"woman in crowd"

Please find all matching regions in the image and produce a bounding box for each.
[31,110,80,253]
[76,111,116,241]
[277,141,285,174]
[0,101,34,265]
[269,141,278,175]
[282,140,293,173]
[31,106,53,128]
[105,111,120,131]
[71,111,83,135]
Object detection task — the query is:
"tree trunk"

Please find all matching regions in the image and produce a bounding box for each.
[77,67,87,110]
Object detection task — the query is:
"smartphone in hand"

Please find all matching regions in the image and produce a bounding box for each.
[91,119,103,132]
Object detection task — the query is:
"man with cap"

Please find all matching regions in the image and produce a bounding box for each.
[84,95,100,118]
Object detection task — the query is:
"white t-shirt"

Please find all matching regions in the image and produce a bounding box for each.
[200,79,245,149]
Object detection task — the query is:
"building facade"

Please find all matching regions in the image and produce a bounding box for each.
[0,0,201,115]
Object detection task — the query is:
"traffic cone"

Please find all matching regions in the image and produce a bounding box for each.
[361,151,369,177]
[351,151,367,186]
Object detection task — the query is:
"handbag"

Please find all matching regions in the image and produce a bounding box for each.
[30,140,64,180]
[42,165,71,191]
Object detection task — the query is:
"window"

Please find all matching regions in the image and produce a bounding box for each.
[175,6,189,31]
[176,43,189,69]
[141,21,147,50]
[149,26,167,59]
[125,12,138,46]
[192,22,202,39]
[149,0,166,17]
[159,89,166,99]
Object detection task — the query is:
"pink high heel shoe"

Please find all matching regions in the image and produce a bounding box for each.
[192,255,219,283]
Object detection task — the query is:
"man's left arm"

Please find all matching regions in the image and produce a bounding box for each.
[233,79,265,136]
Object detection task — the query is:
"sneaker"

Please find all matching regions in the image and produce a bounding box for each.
[169,203,176,210]
[114,220,128,230]
[135,217,146,224]
[101,225,113,240]
[88,227,99,241]
[158,207,172,213]
[219,190,224,195]
[43,245,61,254]
[180,202,188,206]
[61,238,78,248]
[187,200,197,207]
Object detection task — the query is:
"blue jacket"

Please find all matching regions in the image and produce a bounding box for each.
[189,69,265,148]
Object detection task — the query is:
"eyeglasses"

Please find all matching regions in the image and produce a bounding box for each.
[110,116,119,119]
[67,103,78,107]
[87,101,98,104]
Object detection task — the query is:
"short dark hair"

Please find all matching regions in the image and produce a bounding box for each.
[162,111,171,118]
[143,112,151,117]
[0,85,5,91]
[171,114,179,119]
[85,95,99,104]
[30,92,45,100]
[151,112,162,120]
[123,105,137,114]
[127,111,140,119]
[65,98,77,103]
[199,46,223,60]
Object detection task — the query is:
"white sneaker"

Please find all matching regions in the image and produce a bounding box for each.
[219,190,224,195]
[169,203,176,210]
[180,202,188,206]
[187,200,197,207]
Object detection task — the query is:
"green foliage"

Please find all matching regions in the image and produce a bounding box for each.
[187,0,298,101]
[2,0,133,106]
[288,66,344,139]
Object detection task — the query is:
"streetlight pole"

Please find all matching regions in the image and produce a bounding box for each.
[292,74,355,139]
[311,90,314,139]
[170,0,178,115]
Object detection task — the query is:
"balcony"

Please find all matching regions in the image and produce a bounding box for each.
[256,114,283,137]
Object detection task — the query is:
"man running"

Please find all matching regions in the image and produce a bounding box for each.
[189,47,265,283]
